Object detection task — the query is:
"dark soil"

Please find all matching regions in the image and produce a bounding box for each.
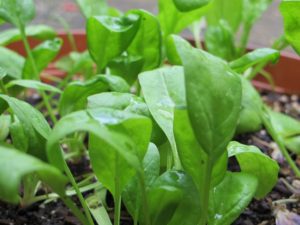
[0,91,299,225]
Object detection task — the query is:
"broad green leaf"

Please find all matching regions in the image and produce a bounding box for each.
[139,66,185,168]
[75,0,108,18]
[205,0,243,32]
[228,141,279,198]
[127,10,162,71]
[87,14,140,70]
[268,110,300,154]
[0,145,67,204]
[0,25,56,46]
[205,20,236,61]
[280,1,300,55]
[6,79,61,93]
[174,108,227,193]
[229,48,279,73]
[0,95,51,160]
[208,172,258,225]
[0,47,24,79]
[158,0,209,37]
[108,54,144,85]
[123,143,160,222]
[9,119,28,152]
[0,0,35,27]
[0,114,10,141]
[236,77,263,134]
[23,38,63,79]
[59,75,129,116]
[173,0,210,12]
[173,36,242,162]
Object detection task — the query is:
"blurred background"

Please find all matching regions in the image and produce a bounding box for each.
[3,0,289,53]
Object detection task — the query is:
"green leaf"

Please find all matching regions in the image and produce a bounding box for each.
[280,0,300,55]
[158,0,209,37]
[87,14,140,70]
[236,77,263,134]
[108,54,144,85]
[174,108,227,193]
[0,47,24,79]
[9,119,28,152]
[242,0,273,28]
[228,141,279,198]
[0,25,56,46]
[75,0,108,18]
[59,75,129,116]
[127,10,162,71]
[139,66,185,168]
[0,67,7,79]
[205,0,243,33]
[23,38,63,79]
[0,144,67,204]
[173,0,210,12]
[0,114,10,141]
[204,20,236,61]
[208,172,258,225]
[173,35,242,162]
[268,110,300,154]
[0,95,51,160]
[6,79,61,93]
[0,0,35,27]
[123,143,160,222]
[229,48,280,73]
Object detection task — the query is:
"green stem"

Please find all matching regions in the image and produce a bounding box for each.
[63,159,95,225]
[138,171,151,225]
[199,161,213,225]
[261,107,300,177]
[19,23,57,124]
[191,21,202,49]
[237,24,252,57]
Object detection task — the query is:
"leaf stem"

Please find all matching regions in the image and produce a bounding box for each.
[63,159,95,225]
[114,155,121,225]
[138,171,151,225]
[18,23,57,124]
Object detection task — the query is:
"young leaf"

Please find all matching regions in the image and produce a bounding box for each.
[0,114,10,141]
[229,48,280,73]
[208,172,258,225]
[9,119,28,152]
[228,141,279,198]
[0,25,56,46]
[0,47,24,79]
[6,79,61,93]
[127,10,162,71]
[268,110,300,154]
[23,38,63,80]
[0,0,35,27]
[87,14,140,70]
[236,77,263,134]
[173,35,242,162]
[0,67,7,80]
[280,0,300,55]
[139,66,185,169]
[205,0,243,33]
[0,95,51,160]
[204,20,236,61]
[59,75,129,116]
[158,0,208,37]
[75,0,108,18]
[173,0,210,12]
[0,144,67,204]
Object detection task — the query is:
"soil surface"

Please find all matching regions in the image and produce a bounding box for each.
[0,91,299,225]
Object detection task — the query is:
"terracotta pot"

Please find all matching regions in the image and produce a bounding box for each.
[6,31,300,94]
